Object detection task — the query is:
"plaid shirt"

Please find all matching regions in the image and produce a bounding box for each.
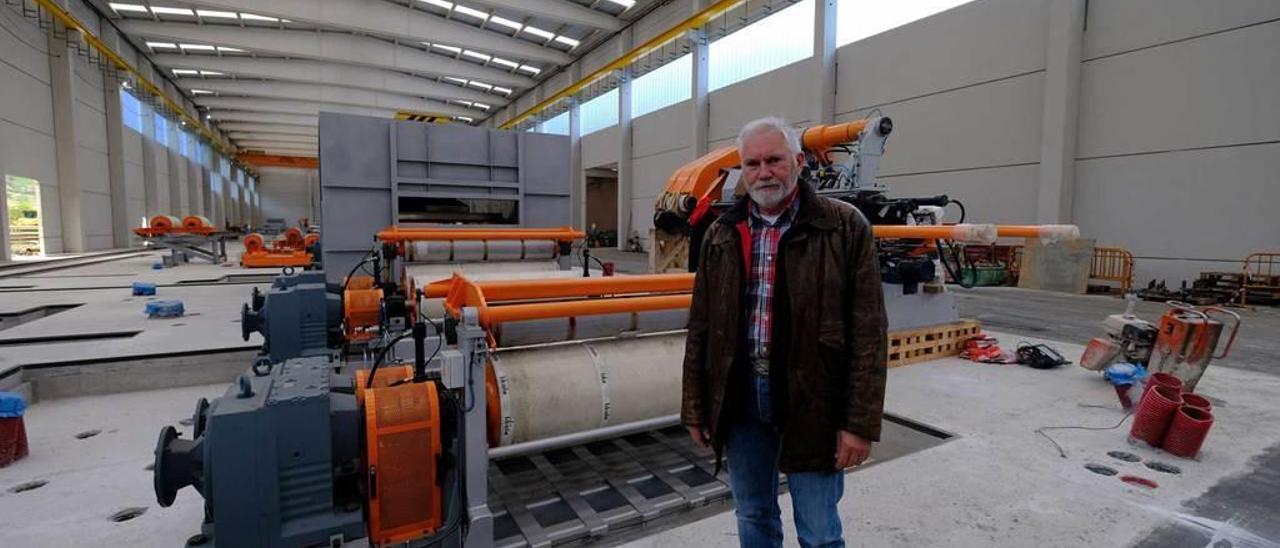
[746,198,799,376]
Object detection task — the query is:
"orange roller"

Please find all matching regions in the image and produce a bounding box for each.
[280,227,304,249]
[181,215,211,230]
[149,215,181,232]
[480,295,691,325]
[801,120,869,160]
[995,224,1080,242]
[303,233,320,247]
[872,224,998,244]
[242,233,265,253]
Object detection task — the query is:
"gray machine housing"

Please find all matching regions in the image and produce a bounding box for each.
[155,356,365,547]
[241,270,342,363]
[318,112,572,284]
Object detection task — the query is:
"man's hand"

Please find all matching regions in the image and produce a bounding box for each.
[687,425,711,449]
[834,430,871,469]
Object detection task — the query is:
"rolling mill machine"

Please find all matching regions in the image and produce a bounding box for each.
[652,116,1079,330]
[152,116,1085,547]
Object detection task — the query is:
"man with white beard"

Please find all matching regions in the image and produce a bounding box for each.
[681,117,888,547]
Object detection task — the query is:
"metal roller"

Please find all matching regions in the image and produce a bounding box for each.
[491,308,689,347]
[488,332,685,449]
[405,239,559,264]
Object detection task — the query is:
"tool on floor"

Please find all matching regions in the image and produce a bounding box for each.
[1016,343,1070,369]
[0,392,28,468]
[1148,302,1240,392]
[1103,362,1146,411]
[1080,293,1158,371]
[145,300,185,318]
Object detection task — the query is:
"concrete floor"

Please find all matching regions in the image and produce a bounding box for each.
[617,333,1280,548]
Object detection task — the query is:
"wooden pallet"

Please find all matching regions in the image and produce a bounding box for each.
[887,319,981,368]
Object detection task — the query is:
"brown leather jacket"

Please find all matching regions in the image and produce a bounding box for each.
[681,180,888,473]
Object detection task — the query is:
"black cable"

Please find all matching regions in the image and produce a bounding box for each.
[937,240,975,289]
[339,245,378,294]
[364,331,413,389]
[1036,413,1133,458]
[948,199,967,224]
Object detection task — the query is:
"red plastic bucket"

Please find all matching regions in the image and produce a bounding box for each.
[1142,372,1184,401]
[1181,393,1212,412]
[1163,405,1214,458]
[0,416,28,468]
[1130,385,1183,446]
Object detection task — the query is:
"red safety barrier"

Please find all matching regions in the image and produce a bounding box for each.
[1162,405,1214,458]
[1130,385,1183,446]
[0,417,28,467]
[1181,393,1212,412]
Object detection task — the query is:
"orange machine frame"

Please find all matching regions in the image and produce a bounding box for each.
[657,120,873,218]
[239,228,317,268]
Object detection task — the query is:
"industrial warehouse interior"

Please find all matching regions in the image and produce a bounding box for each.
[1,0,1278,546]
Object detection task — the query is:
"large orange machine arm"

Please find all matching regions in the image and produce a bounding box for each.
[655,118,888,225]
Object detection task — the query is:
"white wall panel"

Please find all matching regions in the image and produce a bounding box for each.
[709,60,816,142]
[1084,0,1280,60]
[633,101,692,158]
[581,125,618,168]
[835,0,1048,114]
[1074,143,1280,284]
[1077,21,1280,158]
[837,72,1045,176]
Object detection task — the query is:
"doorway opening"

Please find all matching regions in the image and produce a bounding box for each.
[6,175,44,257]
[585,165,618,248]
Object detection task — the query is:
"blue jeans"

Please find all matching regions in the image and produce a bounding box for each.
[726,373,845,548]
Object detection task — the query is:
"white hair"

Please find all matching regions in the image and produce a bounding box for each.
[737,116,802,157]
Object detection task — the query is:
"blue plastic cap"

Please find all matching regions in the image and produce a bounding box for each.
[145,300,185,318]
[1104,362,1147,386]
[0,392,27,418]
[152,262,164,270]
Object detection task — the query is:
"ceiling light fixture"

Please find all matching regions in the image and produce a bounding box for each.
[239,13,279,22]
[522,25,554,40]
[462,50,492,62]
[108,3,148,13]
[517,65,541,75]
[172,69,199,75]
[195,9,238,19]
[420,0,454,9]
[553,35,580,47]
[491,57,518,69]
[146,41,178,49]
[489,15,522,31]
[149,6,194,16]
[453,5,488,21]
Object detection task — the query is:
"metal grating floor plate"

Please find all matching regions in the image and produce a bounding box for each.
[488,414,952,547]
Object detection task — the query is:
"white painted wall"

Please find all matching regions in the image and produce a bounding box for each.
[507,0,1280,284]
[0,6,60,253]
[0,0,239,258]
[258,167,319,226]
